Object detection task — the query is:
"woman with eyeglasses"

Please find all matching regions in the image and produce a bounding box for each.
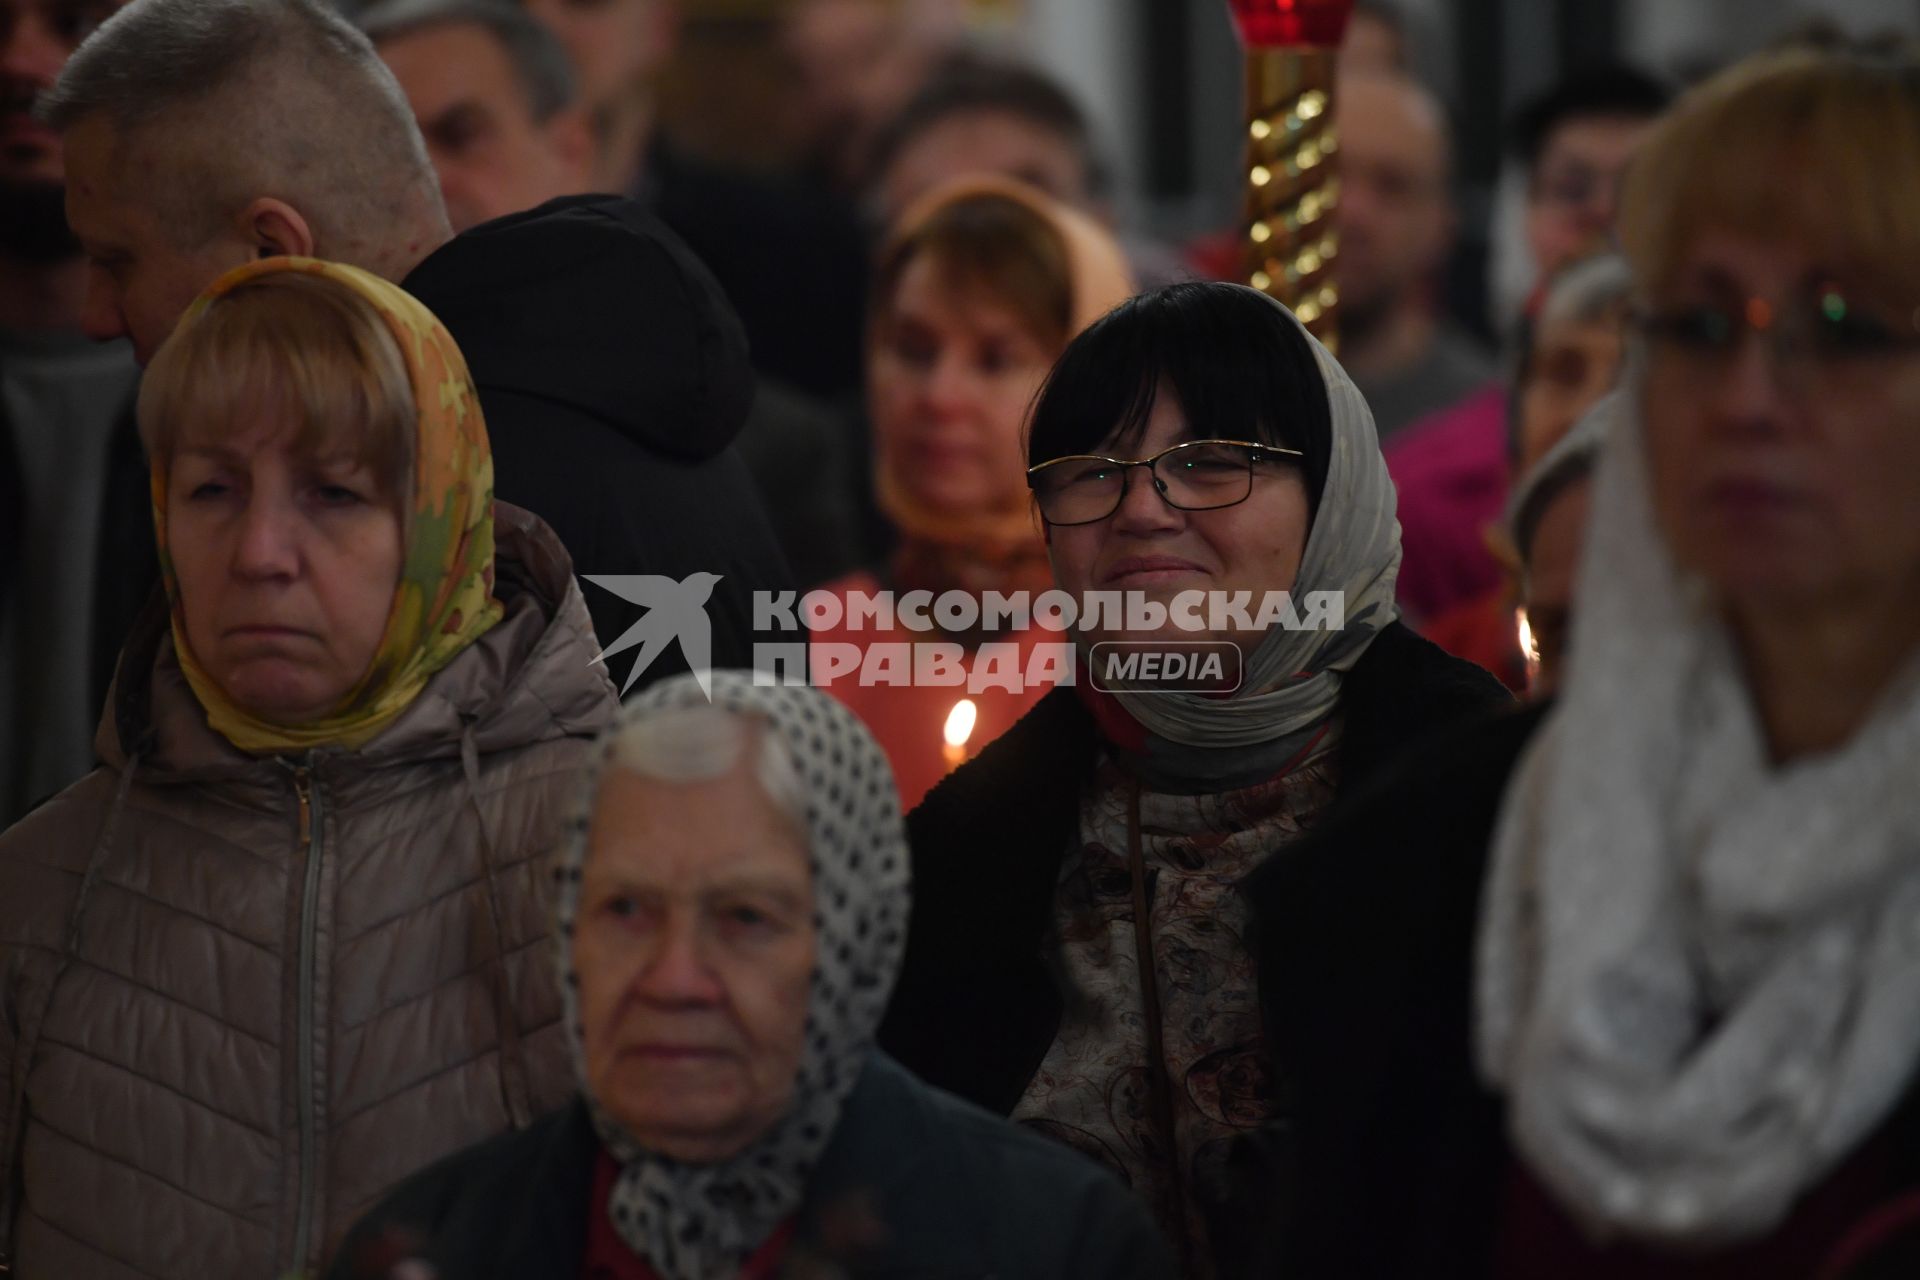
[1248,49,1920,1280]
[877,279,1511,1276]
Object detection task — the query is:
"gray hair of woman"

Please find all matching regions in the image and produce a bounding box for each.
[552,672,911,1280]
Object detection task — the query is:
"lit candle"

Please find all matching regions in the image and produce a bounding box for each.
[1517,607,1540,686]
[942,698,979,771]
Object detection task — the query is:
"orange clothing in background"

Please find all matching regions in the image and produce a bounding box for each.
[811,571,1060,808]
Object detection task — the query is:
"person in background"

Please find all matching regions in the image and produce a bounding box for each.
[44,0,795,687]
[523,0,871,400]
[1507,409,1603,697]
[1487,65,1669,330]
[870,56,1191,290]
[1341,1,1407,74]
[362,0,593,235]
[0,257,617,1278]
[1516,66,1670,285]
[1396,253,1631,675]
[1505,254,1632,475]
[1252,49,1920,1278]
[882,281,1508,1276]
[814,176,1133,809]
[0,0,138,828]
[779,0,960,199]
[516,0,667,192]
[1335,70,1494,441]
[364,0,860,587]
[329,673,1176,1280]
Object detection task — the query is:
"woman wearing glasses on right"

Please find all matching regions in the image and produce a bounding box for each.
[1246,48,1920,1280]
[878,278,1510,1277]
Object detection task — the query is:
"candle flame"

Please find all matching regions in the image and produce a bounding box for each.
[1517,608,1539,664]
[943,698,978,749]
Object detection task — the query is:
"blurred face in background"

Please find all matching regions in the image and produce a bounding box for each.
[1515,307,1625,473]
[1641,227,1920,616]
[869,247,1057,516]
[1525,114,1655,277]
[522,0,672,120]
[575,759,816,1164]
[877,110,1091,231]
[1334,73,1452,332]
[1339,9,1406,76]
[782,0,939,190]
[0,0,126,260]
[377,20,593,232]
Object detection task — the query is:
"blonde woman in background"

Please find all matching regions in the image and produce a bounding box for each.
[1256,48,1920,1279]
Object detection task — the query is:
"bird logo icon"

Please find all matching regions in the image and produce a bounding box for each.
[581,573,724,697]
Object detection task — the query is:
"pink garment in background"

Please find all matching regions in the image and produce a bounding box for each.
[1383,383,1509,625]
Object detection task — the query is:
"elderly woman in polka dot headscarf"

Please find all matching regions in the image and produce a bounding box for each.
[329,672,1174,1280]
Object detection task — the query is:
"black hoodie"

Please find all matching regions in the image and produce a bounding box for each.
[403,194,797,688]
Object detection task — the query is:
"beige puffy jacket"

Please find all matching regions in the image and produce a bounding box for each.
[0,506,618,1279]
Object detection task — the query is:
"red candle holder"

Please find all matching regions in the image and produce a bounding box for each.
[1227,0,1355,49]
[1226,0,1353,346]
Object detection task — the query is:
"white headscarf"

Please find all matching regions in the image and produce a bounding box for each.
[1107,288,1404,750]
[553,673,912,1278]
[1477,381,1920,1246]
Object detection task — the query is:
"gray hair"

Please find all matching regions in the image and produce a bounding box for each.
[1507,252,1634,463]
[1508,403,1608,570]
[605,702,808,837]
[359,0,577,122]
[41,0,443,258]
[1537,252,1634,331]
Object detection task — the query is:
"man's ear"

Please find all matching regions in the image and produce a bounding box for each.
[239,197,316,260]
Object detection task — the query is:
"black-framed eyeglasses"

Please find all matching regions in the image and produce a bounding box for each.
[1025,438,1302,527]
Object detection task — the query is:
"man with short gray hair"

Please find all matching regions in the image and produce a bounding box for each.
[47,0,446,359]
[38,0,794,667]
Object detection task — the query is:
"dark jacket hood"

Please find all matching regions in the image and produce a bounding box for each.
[402,195,755,463]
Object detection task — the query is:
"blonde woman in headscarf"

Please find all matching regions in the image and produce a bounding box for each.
[0,258,617,1280]
[811,177,1134,809]
[1253,48,1920,1279]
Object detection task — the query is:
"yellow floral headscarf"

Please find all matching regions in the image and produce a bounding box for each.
[152,256,503,755]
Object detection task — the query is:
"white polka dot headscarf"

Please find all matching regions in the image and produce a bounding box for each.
[552,671,912,1279]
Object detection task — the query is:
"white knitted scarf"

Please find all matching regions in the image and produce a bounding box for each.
[1477,386,1920,1247]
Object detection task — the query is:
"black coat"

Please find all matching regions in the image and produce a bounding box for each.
[1246,701,1920,1279]
[324,1052,1175,1280]
[404,195,798,687]
[878,621,1511,1117]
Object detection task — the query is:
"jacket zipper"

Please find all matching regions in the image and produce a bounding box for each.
[289,764,323,1274]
